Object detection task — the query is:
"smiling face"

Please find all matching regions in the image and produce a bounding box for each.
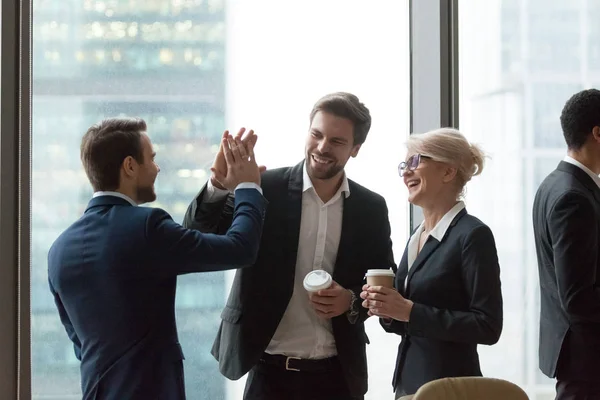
[402,153,457,207]
[305,111,361,181]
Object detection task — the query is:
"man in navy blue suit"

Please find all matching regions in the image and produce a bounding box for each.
[48,117,267,400]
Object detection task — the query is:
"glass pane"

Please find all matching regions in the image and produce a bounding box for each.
[459,0,583,399]
[31,1,409,399]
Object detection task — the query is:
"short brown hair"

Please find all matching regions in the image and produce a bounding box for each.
[309,92,371,145]
[80,117,147,191]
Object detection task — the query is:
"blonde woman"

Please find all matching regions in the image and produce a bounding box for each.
[361,128,503,398]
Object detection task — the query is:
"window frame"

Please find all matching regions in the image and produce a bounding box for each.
[409,0,459,231]
[0,0,32,398]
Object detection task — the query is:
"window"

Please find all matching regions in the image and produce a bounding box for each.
[459,1,580,399]
[31,1,409,399]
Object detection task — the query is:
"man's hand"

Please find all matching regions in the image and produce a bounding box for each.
[210,128,263,190]
[360,284,413,322]
[309,281,353,319]
[211,135,261,190]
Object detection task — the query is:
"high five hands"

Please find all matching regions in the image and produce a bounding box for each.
[210,128,267,191]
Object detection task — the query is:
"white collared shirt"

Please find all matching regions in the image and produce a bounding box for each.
[265,163,349,359]
[93,191,137,206]
[563,156,600,188]
[405,201,466,289]
[204,163,349,359]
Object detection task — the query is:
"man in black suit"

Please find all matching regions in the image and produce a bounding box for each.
[48,117,267,400]
[183,92,395,400]
[533,88,600,400]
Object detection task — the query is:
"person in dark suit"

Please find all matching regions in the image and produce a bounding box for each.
[532,89,600,400]
[182,92,396,400]
[48,117,267,400]
[361,128,503,398]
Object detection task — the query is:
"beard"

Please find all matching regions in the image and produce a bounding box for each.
[136,184,156,204]
[306,153,344,180]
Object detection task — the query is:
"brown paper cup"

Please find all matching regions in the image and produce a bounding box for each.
[366,275,394,288]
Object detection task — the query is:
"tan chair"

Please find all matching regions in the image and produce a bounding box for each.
[396,377,528,400]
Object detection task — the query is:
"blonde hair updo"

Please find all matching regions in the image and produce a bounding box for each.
[406,127,485,198]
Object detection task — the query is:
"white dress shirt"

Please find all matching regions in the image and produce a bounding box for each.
[405,201,465,289]
[563,155,600,188]
[203,164,349,359]
[93,191,137,206]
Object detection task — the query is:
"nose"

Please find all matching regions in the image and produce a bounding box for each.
[317,139,330,153]
[401,168,414,178]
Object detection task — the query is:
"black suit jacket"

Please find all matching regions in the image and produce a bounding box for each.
[182,161,396,397]
[381,209,503,395]
[533,161,600,381]
[48,191,266,400]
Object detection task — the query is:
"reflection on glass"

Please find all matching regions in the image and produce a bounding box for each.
[32,1,410,400]
[459,1,594,399]
[32,1,227,399]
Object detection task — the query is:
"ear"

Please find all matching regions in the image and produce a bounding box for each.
[442,165,458,183]
[350,144,362,158]
[121,155,138,179]
[592,126,600,143]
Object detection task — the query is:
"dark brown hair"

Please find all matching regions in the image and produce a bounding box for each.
[309,92,372,145]
[80,117,147,191]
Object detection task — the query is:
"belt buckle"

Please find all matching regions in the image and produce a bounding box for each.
[285,356,301,372]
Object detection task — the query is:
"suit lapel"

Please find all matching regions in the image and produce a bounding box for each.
[405,237,441,293]
[286,161,304,267]
[404,209,466,294]
[333,182,357,282]
[395,249,409,297]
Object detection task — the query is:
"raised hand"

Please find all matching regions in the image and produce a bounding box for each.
[210,128,264,190]
[211,134,261,191]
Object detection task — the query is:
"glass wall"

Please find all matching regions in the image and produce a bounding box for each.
[32,0,227,398]
[31,1,409,399]
[458,0,599,398]
[23,0,598,399]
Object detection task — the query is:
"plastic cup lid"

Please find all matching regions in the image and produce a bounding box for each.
[365,269,395,277]
[303,270,332,292]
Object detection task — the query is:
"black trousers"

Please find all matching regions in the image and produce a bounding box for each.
[243,356,362,400]
[556,379,600,400]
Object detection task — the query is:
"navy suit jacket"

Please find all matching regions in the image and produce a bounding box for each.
[48,189,266,400]
[381,209,503,395]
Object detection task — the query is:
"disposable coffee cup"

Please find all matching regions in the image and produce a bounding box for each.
[303,270,333,292]
[365,269,395,288]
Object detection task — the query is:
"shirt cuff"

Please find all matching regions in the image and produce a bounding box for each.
[203,179,231,203]
[235,182,263,195]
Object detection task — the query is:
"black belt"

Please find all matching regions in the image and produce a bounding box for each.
[259,353,339,372]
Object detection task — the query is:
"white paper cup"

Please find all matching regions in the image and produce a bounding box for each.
[303,270,333,292]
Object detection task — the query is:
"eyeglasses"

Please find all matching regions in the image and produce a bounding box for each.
[398,154,431,177]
